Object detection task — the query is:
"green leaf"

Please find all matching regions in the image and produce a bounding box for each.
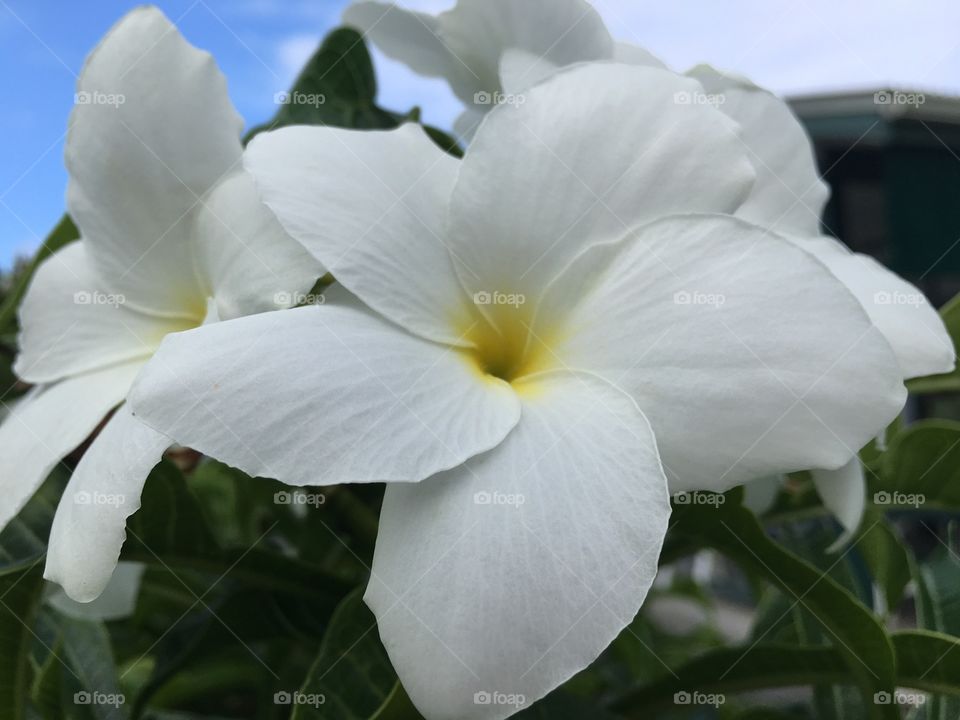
[0,565,45,720]
[880,420,960,507]
[854,507,912,612]
[291,588,397,720]
[907,292,960,394]
[0,215,79,334]
[670,501,897,719]
[893,630,960,696]
[58,614,129,720]
[0,467,68,573]
[244,28,461,157]
[608,643,848,715]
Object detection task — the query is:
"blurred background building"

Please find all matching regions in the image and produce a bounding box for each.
[792,90,960,307]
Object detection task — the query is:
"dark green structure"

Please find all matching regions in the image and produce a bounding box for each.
[791,89,960,306]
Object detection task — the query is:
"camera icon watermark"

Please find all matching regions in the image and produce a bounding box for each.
[75,90,126,108]
[274,490,326,508]
[74,691,125,708]
[274,290,326,307]
[673,90,726,107]
[274,90,326,108]
[673,690,725,707]
[74,491,126,508]
[874,490,925,508]
[74,290,126,307]
[874,690,925,707]
[673,491,725,508]
[874,90,925,108]
[473,90,526,108]
[472,290,526,308]
[673,290,725,308]
[473,690,526,708]
[274,690,326,707]
[473,491,525,508]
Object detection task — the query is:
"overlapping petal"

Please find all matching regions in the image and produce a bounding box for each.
[537,214,905,491]
[344,0,612,107]
[195,170,325,321]
[0,361,143,532]
[15,241,192,384]
[448,63,755,311]
[245,124,472,346]
[367,372,670,720]
[128,301,522,487]
[45,403,171,602]
[794,235,955,379]
[687,64,830,237]
[66,6,244,316]
[812,458,866,552]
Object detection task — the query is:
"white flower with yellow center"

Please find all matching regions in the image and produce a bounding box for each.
[129,63,906,719]
[345,0,955,545]
[0,7,321,601]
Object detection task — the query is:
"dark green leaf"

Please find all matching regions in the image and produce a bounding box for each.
[0,565,45,720]
[670,501,897,719]
[291,588,396,719]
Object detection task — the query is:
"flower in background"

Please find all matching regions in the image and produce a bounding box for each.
[0,6,321,602]
[129,63,905,719]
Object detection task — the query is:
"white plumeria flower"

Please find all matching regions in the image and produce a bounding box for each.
[345,0,955,546]
[0,7,321,601]
[342,0,660,139]
[690,65,955,546]
[129,63,905,719]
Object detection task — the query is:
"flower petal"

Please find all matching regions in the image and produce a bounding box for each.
[812,458,866,553]
[245,123,472,346]
[45,403,170,602]
[195,170,325,321]
[15,241,191,384]
[448,63,755,307]
[0,361,143,533]
[45,561,145,621]
[128,302,522,487]
[539,214,905,491]
[366,372,670,720]
[67,6,243,316]
[345,0,612,106]
[613,42,667,69]
[687,64,830,237]
[794,235,955,379]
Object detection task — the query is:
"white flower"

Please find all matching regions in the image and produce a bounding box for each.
[0,7,321,602]
[691,64,955,544]
[345,0,955,545]
[129,63,905,719]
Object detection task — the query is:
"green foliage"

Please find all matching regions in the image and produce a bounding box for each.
[5,21,960,720]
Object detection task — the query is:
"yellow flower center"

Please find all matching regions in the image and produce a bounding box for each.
[458,298,559,395]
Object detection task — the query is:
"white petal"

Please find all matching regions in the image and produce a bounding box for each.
[128,303,521,487]
[366,372,670,720]
[345,0,613,107]
[15,242,192,384]
[45,561,145,620]
[0,361,143,533]
[498,48,559,95]
[742,475,784,516]
[453,108,486,143]
[448,63,755,307]
[195,170,325,321]
[795,235,955,379]
[812,458,866,553]
[245,124,472,346]
[538,214,905,491]
[687,64,830,237]
[67,6,243,316]
[613,42,667,69]
[342,1,451,79]
[45,404,170,602]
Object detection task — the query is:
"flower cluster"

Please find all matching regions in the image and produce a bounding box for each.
[0,1,953,719]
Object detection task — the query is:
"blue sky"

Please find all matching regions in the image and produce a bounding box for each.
[2,0,960,270]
